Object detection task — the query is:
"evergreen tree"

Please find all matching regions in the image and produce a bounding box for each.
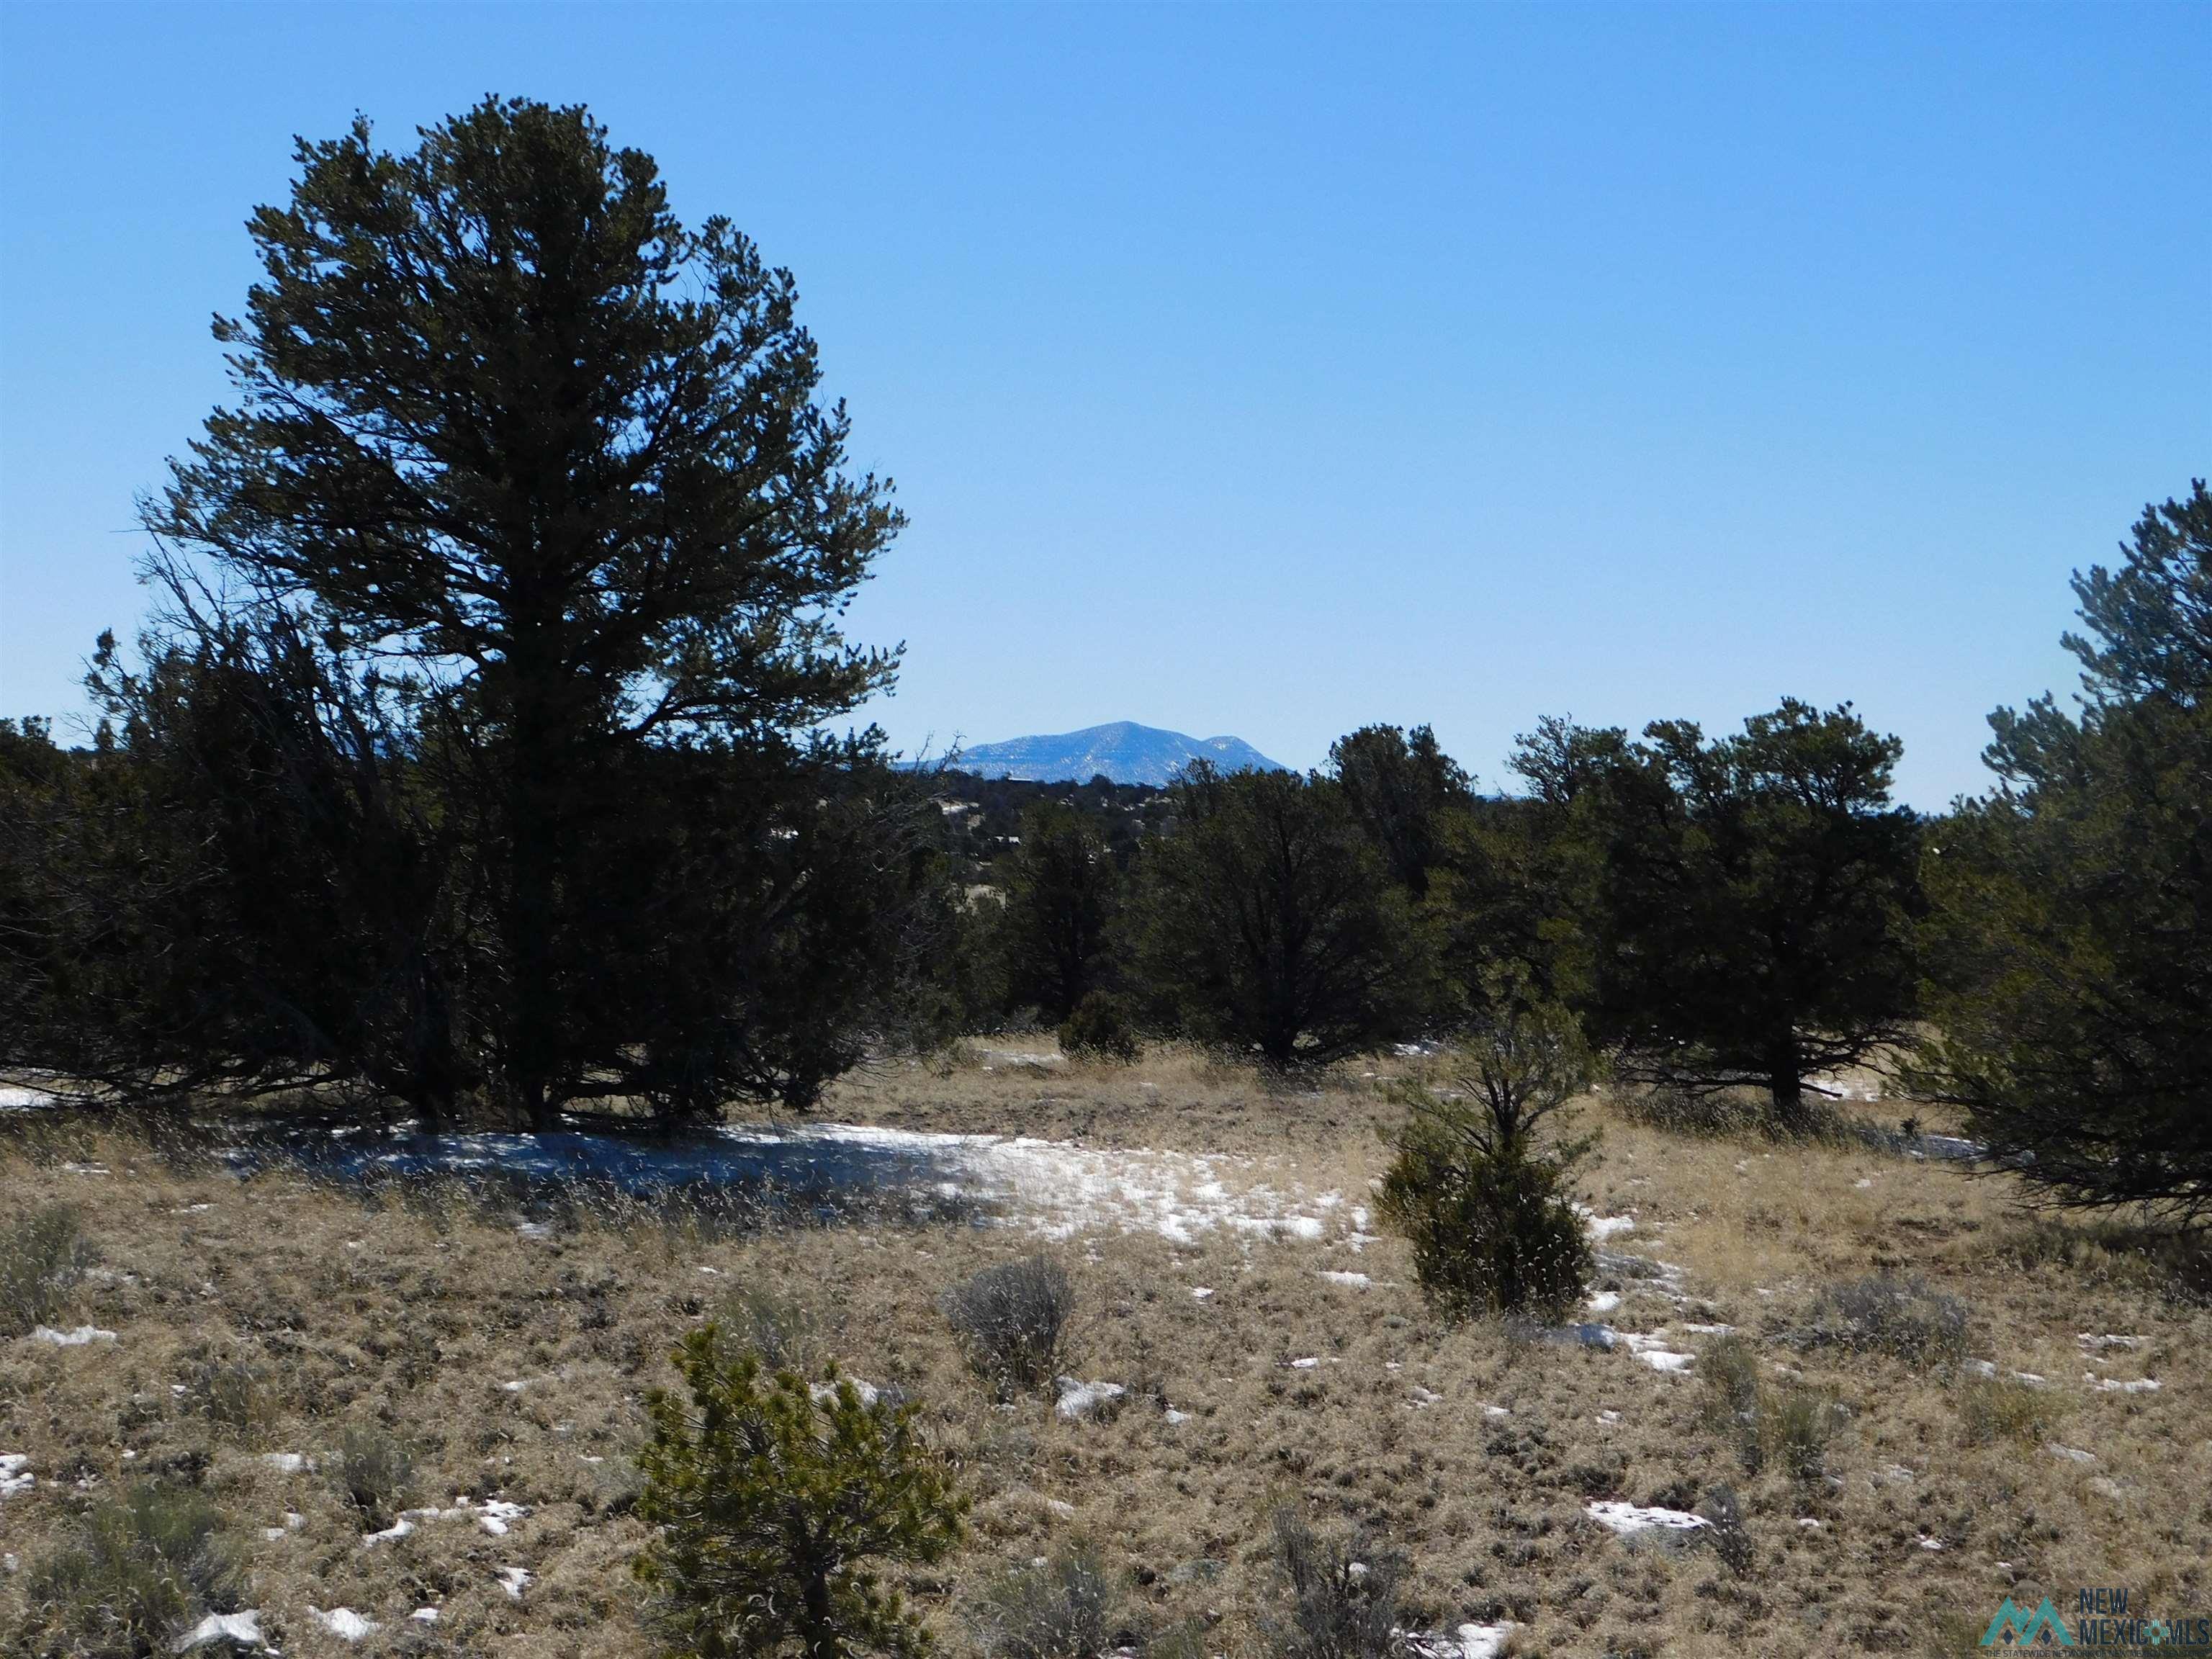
[1327,724,1473,896]
[1133,765,1417,1065]
[1553,701,1923,1125]
[1913,483,2212,1224]
[0,614,470,1118]
[993,802,1122,1023]
[140,99,904,1125]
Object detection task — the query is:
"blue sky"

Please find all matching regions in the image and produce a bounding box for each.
[1,3,2205,806]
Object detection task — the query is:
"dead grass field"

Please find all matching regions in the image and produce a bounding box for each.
[1,1045,2206,1657]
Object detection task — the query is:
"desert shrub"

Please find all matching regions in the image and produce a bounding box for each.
[1261,1506,1405,1659]
[714,1284,819,1376]
[967,1539,1123,1659]
[1763,1387,1837,1486]
[634,1327,965,1659]
[19,1479,248,1656]
[181,1352,275,1439]
[1057,992,1141,1065]
[1697,1483,1753,1576]
[0,1202,89,1335]
[334,1425,417,1526]
[1697,1336,1766,1473]
[942,1256,1074,1395]
[1959,1377,2070,1447]
[1806,1274,1969,1370]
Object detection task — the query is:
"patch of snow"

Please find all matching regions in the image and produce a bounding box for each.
[476,1498,528,1535]
[0,1084,62,1111]
[411,1607,440,1623]
[2088,1375,2160,1393]
[1190,1287,1213,1301]
[1481,1404,1511,1419]
[497,1565,532,1599]
[1797,1517,1822,1529]
[1917,1535,1944,1552]
[1681,1323,1736,1336]
[1597,1410,1622,1424]
[1586,1500,1708,1537]
[500,1379,529,1393]
[1289,1357,1321,1370]
[1575,1206,1637,1241]
[1162,1408,1192,1425]
[2077,1333,2141,1350]
[361,1516,415,1545]
[1618,1331,1694,1372]
[0,1456,31,1498]
[2046,1444,2096,1464]
[1853,1179,1874,1190]
[1408,1387,1443,1407]
[1318,1271,1372,1289]
[261,1452,307,1473]
[262,1121,1385,1248]
[171,1609,263,1651]
[1405,1623,1516,1659]
[1053,1377,1127,1421]
[314,1606,377,1641]
[1585,1291,1621,1314]
[811,1377,881,1408]
[27,1325,116,1346]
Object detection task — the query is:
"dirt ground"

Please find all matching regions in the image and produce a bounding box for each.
[2,1044,2206,1657]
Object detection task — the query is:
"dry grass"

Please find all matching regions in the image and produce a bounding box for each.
[1,1049,2206,1656]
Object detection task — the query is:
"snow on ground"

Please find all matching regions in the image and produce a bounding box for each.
[1586,1500,1709,1537]
[313,1607,377,1641]
[174,1609,264,1651]
[497,1566,532,1600]
[26,1325,115,1346]
[1406,1622,1516,1659]
[0,1455,30,1498]
[364,1496,530,1545]
[302,1121,1367,1246]
[0,1084,60,1111]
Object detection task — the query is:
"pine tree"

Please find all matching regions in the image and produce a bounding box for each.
[1133,765,1418,1065]
[142,99,904,1124]
[1914,483,2212,1224]
[1551,701,1923,1125]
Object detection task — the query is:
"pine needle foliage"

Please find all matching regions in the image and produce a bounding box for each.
[634,1328,966,1659]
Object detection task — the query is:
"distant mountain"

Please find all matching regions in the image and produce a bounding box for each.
[940,721,1289,787]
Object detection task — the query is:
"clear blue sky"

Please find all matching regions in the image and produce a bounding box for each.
[2,3,2206,806]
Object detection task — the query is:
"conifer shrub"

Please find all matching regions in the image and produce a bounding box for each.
[941,1256,1074,1395]
[19,1479,248,1656]
[1377,1128,1592,1319]
[1377,999,1597,1319]
[1056,992,1141,1065]
[634,1327,965,1659]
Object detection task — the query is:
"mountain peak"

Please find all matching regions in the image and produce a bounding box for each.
[943,721,1288,787]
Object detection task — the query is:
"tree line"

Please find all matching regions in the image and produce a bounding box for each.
[0,98,2203,1228]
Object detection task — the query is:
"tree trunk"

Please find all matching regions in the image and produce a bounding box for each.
[1767,1041,1808,1132]
[504,623,562,1134]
